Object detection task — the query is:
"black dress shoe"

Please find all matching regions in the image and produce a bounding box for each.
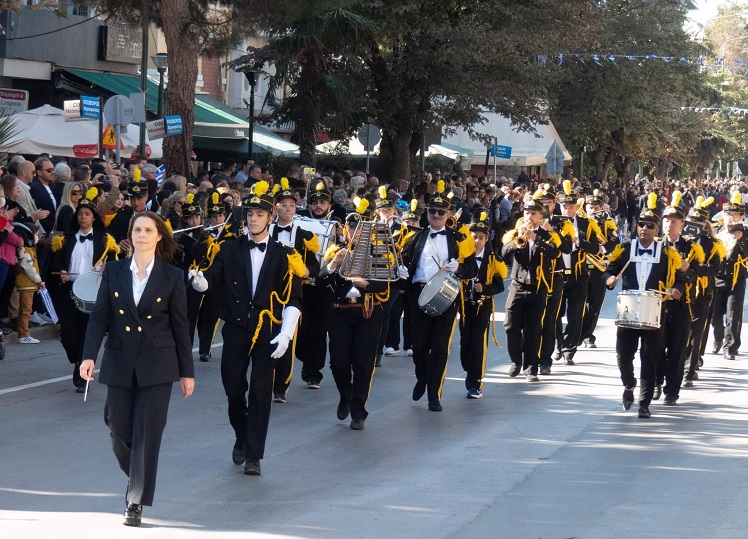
[428,400,442,412]
[244,457,261,476]
[199,353,210,362]
[712,342,723,354]
[123,503,142,527]
[350,418,365,430]
[508,363,520,377]
[652,385,662,400]
[622,389,634,411]
[725,352,736,361]
[698,357,704,367]
[638,406,651,418]
[337,399,350,420]
[412,381,426,401]
[565,357,575,366]
[375,355,382,368]
[273,392,286,404]
[552,351,562,361]
[539,366,551,375]
[663,395,677,406]
[75,386,85,393]
[232,440,245,465]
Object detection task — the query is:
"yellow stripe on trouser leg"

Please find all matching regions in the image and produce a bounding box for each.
[479,328,488,391]
[363,350,378,408]
[438,315,459,400]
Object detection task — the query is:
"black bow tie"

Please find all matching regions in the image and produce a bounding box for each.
[79,233,93,243]
[248,240,267,252]
[638,248,653,255]
[430,230,447,238]
[475,256,483,262]
[276,225,292,234]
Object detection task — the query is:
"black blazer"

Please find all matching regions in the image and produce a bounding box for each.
[501,226,561,292]
[203,235,303,341]
[52,228,117,275]
[29,179,57,234]
[462,245,505,300]
[402,227,478,283]
[269,222,321,279]
[82,258,195,388]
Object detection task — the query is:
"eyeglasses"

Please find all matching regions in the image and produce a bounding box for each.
[174,201,184,206]
[43,168,54,173]
[70,191,82,196]
[637,221,656,230]
[277,202,295,209]
[428,208,446,216]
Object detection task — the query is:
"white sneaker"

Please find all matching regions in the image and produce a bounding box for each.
[405,349,413,356]
[38,313,55,324]
[383,347,398,356]
[29,313,49,326]
[19,336,40,344]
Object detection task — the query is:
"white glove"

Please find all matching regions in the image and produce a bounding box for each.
[397,265,409,279]
[189,269,208,292]
[444,258,459,272]
[270,306,301,359]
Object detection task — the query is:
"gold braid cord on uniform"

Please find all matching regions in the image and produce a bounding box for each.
[608,244,625,263]
[94,234,120,267]
[657,247,683,295]
[698,240,726,295]
[303,234,320,254]
[324,244,341,262]
[249,252,301,349]
[51,235,65,253]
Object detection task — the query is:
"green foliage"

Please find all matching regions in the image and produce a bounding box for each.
[0,114,20,151]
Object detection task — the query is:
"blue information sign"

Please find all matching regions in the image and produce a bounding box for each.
[80,96,100,120]
[490,144,512,159]
[165,115,183,136]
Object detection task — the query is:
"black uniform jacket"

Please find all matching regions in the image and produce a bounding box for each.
[82,258,195,387]
[52,228,118,274]
[501,227,561,292]
[203,235,303,340]
[317,262,390,301]
[463,245,505,301]
[269,222,321,279]
[603,241,685,295]
[402,227,478,283]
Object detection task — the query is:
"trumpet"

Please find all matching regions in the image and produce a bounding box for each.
[586,252,608,272]
[515,224,529,248]
[446,208,463,229]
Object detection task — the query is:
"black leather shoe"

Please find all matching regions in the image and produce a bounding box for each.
[712,342,723,354]
[586,341,597,349]
[428,400,442,412]
[244,458,261,475]
[638,406,651,418]
[412,381,426,401]
[539,366,551,375]
[508,363,520,377]
[652,385,662,401]
[622,389,634,411]
[199,353,210,362]
[232,440,245,465]
[337,399,350,420]
[375,355,382,368]
[75,386,85,393]
[663,395,677,406]
[552,351,562,361]
[698,357,704,367]
[565,357,575,366]
[525,374,540,382]
[725,352,736,361]
[123,503,142,527]
[683,378,694,388]
[273,392,286,404]
[350,418,365,430]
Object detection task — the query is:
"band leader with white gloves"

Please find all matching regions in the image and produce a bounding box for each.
[191,181,303,476]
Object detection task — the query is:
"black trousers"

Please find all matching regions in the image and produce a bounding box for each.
[385,290,413,350]
[580,267,606,344]
[711,280,746,355]
[196,290,221,356]
[296,284,332,382]
[328,305,383,420]
[57,283,89,379]
[459,300,492,390]
[686,296,712,376]
[105,378,172,507]
[540,275,564,367]
[376,290,398,355]
[557,274,589,359]
[185,287,205,347]
[408,286,458,403]
[503,281,546,375]
[220,322,276,459]
[655,302,689,399]
[616,324,663,408]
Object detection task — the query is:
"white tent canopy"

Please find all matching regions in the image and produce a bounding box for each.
[317,131,382,158]
[442,112,572,167]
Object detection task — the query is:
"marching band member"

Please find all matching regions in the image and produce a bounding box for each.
[402,181,478,411]
[654,192,702,405]
[107,170,149,249]
[374,186,401,367]
[269,178,320,402]
[52,197,120,391]
[684,197,724,386]
[603,194,684,418]
[536,186,573,374]
[296,180,335,389]
[580,191,620,348]
[553,184,601,367]
[459,211,506,398]
[711,191,748,361]
[501,190,561,382]
[318,198,391,429]
[191,181,304,476]
[196,192,236,362]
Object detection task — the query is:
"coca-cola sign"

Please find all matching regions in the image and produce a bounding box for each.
[73,145,99,158]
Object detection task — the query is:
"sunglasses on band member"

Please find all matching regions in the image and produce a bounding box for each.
[428,208,446,216]
[637,221,656,230]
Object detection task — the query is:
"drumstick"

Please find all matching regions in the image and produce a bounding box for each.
[83,379,90,402]
[51,272,82,276]
[617,259,632,278]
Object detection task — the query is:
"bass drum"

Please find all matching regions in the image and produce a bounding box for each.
[71,271,103,314]
[418,271,460,316]
[615,290,661,330]
[291,215,337,265]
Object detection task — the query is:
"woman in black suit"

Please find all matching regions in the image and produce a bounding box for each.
[80,211,195,527]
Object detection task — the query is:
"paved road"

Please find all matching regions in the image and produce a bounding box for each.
[1,286,747,538]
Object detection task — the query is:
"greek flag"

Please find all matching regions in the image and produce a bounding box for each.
[156,165,165,187]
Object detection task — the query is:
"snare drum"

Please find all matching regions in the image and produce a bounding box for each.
[418,271,460,316]
[71,271,103,314]
[291,215,337,265]
[615,290,661,330]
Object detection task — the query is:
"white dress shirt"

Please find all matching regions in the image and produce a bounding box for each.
[70,229,94,282]
[273,221,293,247]
[43,183,57,210]
[249,236,269,297]
[130,256,156,306]
[413,227,449,284]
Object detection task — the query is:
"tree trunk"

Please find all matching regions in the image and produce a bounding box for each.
[161,0,201,177]
[297,55,321,166]
[388,130,412,181]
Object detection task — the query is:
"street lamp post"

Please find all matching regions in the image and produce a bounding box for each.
[151,53,168,119]
[243,68,258,161]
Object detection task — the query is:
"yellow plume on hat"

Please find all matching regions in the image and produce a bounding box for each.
[593,189,600,197]
[576,197,585,206]
[211,192,220,205]
[186,193,194,205]
[731,190,742,205]
[563,179,572,195]
[703,196,714,208]
[272,184,280,195]
[86,187,98,201]
[315,181,324,192]
[479,211,487,221]
[410,199,417,212]
[280,177,289,190]
[671,190,682,208]
[532,188,545,200]
[253,180,269,196]
[132,168,141,182]
[648,192,657,210]
[447,192,455,201]
[354,196,369,215]
[378,186,387,199]
[694,195,704,209]
[437,180,445,194]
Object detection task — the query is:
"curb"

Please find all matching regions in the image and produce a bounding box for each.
[3,324,60,345]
